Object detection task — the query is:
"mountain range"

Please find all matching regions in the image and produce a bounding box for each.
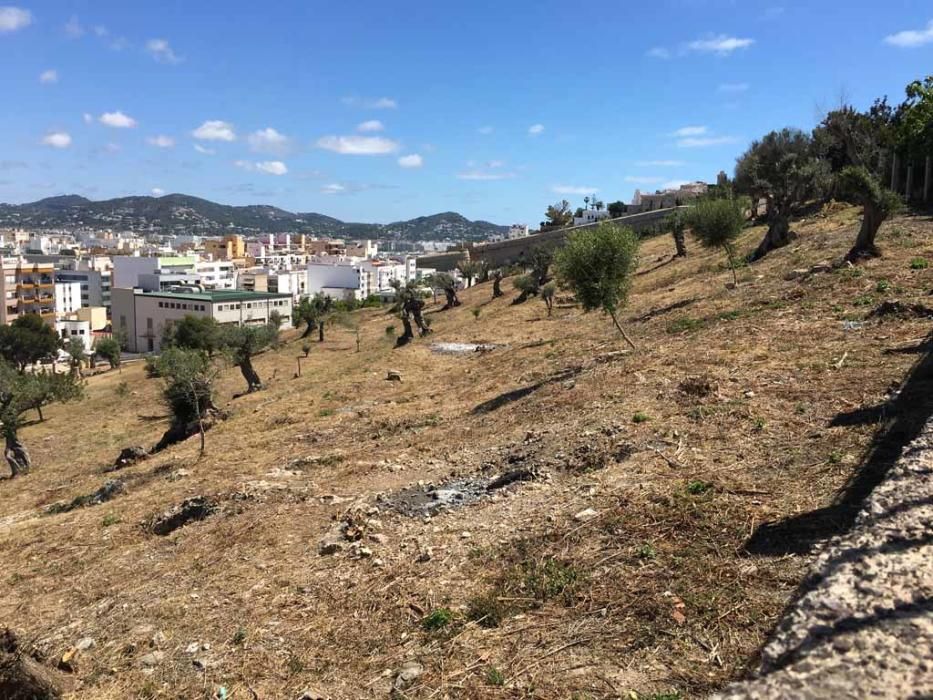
[0,194,508,242]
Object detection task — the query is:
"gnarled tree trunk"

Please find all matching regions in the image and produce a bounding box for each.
[395,316,414,347]
[748,214,795,262]
[4,433,31,477]
[846,202,884,261]
[442,288,460,310]
[672,229,687,257]
[238,357,263,392]
[318,320,325,342]
[300,320,315,339]
[492,276,503,298]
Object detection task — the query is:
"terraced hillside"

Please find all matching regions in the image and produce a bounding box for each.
[1,206,931,699]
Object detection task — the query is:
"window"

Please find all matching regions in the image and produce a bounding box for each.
[158,302,164,308]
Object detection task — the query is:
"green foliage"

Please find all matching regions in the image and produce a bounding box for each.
[522,558,580,604]
[232,627,247,645]
[154,348,216,426]
[910,257,928,270]
[554,223,639,343]
[0,314,61,370]
[735,128,830,211]
[102,513,120,527]
[836,166,902,218]
[94,337,122,368]
[221,322,278,367]
[607,200,626,218]
[485,667,506,687]
[636,543,657,560]
[812,100,895,175]
[632,411,651,424]
[0,361,83,438]
[471,307,481,320]
[687,198,746,283]
[65,337,86,369]
[385,324,397,337]
[666,317,705,334]
[897,75,933,157]
[544,199,573,227]
[456,259,480,284]
[512,274,539,296]
[421,608,454,631]
[163,315,222,356]
[686,480,711,495]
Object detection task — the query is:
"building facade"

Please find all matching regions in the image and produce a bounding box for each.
[112,287,293,353]
[0,257,56,325]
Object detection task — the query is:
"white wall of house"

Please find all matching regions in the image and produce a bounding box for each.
[56,319,93,353]
[54,282,82,316]
[307,262,363,300]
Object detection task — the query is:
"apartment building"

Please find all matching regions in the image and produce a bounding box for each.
[54,281,82,316]
[0,257,56,325]
[112,255,199,291]
[195,260,237,290]
[203,234,246,261]
[112,287,293,353]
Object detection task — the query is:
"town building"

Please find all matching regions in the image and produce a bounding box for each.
[203,235,247,261]
[507,224,530,239]
[112,255,199,292]
[0,257,56,325]
[112,287,293,354]
[572,210,612,226]
[54,281,82,316]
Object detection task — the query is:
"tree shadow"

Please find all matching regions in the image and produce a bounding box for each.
[745,329,933,556]
[629,297,700,323]
[471,366,583,415]
[635,256,676,276]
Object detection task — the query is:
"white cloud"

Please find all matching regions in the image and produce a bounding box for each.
[718,82,749,92]
[193,120,236,141]
[884,20,933,48]
[486,160,506,168]
[672,125,708,137]
[256,160,287,175]
[687,35,755,55]
[551,185,599,195]
[39,69,58,84]
[42,132,72,149]
[623,176,665,185]
[102,142,120,153]
[194,144,215,155]
[248,127,290,155]
[316,134,399,155]
[342,96,398,109]
[457,169,516,181]
[528,123,545,136]
[151,187,165,196]
[0,6,31,32]
[646,46,671,59]
[93,25,108,37]
[677,135,738,148]
[63,15,83,38]
[235,160,288,175]
[478,126,494,135]
[356,120,385,133]
[146,38,181,64]
[635,160,686,167]
[99,111,137,128]
[147,135,175,148]
[82,113,93,125]
[398,154,423,168]
[321,183,346,194]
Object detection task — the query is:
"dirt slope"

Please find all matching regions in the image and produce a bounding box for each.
[1,207,931,699]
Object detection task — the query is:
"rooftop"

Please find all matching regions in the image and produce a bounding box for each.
[135,288,292,303]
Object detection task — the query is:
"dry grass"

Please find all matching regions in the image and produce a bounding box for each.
[1,207,932,699]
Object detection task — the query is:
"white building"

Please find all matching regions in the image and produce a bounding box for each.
[572,209,611,226]
[54,282,82,316]
[306,261,366,301]
[507,224,529,239]
[195,260,236,290]
[55,319,93,353]
[112,287,293,354]
[112,255,199,292]
[54,257,113,310]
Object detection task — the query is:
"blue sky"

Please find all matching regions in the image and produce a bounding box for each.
[0,1,931,226]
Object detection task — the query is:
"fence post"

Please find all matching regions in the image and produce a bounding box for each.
[891,152,899,192]
[906,164,914,203]
[925,155,932,203]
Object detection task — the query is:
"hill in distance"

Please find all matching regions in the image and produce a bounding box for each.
[0,193,509,241]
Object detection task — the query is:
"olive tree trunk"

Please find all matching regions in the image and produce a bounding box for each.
[672,229,687,257]
[318,320,325,342]
[492,277,503,298]
[238,357,263,392]
[5,432,31,477]
[846,202,885,261]
[748,214,794,262]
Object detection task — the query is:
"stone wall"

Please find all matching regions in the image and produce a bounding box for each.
[712,417,933,699]
[416,207,682,272]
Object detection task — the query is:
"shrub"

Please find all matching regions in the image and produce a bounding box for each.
[910,257,928,270]
[687,198,746,286]
[554,223,639,348]
[421,608,454,631]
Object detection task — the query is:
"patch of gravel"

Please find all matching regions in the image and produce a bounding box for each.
[429,342,504,355]
[712,419,933,699]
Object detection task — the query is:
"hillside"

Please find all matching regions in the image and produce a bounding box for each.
[0,195,508,241]
[1,206,931,699]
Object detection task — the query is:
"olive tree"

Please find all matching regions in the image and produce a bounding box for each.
[221,322,279,393]
[687,198,746,287]
[392,280,431,347]
[836,166,902,260]
[491,270,504,298]
[0,314,61,371]
[0,363,83,476]
[666,209,688,257]
[541,281,556,316]
[554,223,639,349]
[434,272,461,310]
[151,348,221,455]
[292,294,333,341]
[65,338,85,377]
[735,128,830,261]
[94,337,122,369]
